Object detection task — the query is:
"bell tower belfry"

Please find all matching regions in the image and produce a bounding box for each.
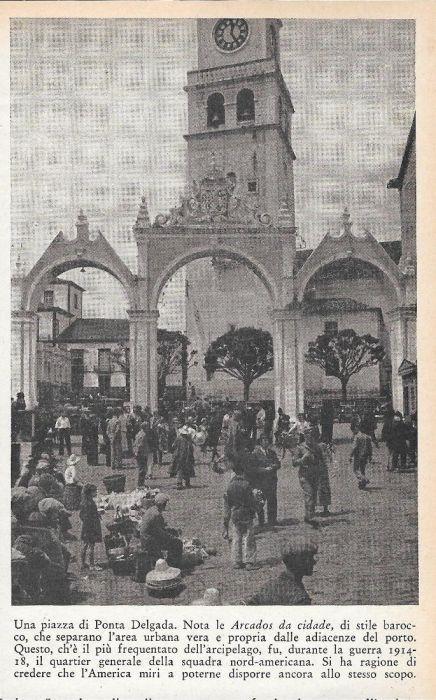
[184,18,295,225]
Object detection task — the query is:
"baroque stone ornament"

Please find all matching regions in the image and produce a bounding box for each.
[154,158,272,228]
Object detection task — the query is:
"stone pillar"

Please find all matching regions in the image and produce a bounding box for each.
[11,311,38,408]
[128,309,159,410]
[273,308,302,419]
[387,306,417,413]
[296,319,306,414]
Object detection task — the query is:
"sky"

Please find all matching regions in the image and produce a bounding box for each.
[10,18,415,318]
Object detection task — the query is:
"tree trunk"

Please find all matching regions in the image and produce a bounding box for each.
[243,381,251,402]
[341,378,348,402]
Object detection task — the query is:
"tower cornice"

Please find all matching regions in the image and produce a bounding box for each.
[184,123,296,161]
[185,56,294,112]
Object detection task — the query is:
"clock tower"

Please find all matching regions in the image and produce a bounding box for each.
[184,18,295,225]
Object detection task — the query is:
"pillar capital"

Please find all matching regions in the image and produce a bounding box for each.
[127,309,159,323]
[272,306,302,322]
[12,310,38,323]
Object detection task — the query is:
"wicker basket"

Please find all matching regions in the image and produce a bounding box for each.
[102,474,126,494]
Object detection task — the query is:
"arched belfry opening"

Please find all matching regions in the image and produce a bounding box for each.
[237,88,255,122]
[207,92,225,128]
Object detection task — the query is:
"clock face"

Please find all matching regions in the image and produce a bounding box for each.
[213,19,249,53]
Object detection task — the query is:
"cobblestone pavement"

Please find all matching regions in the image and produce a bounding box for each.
[25,424,418,606]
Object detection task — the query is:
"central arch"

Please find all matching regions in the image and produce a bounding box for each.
[150,245,280,311]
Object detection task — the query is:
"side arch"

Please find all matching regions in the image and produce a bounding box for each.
[150,244,280,310]
[294,234,404,306]
[20,231,137,313]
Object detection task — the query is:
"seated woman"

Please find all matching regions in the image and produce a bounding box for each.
[139,493,183,568]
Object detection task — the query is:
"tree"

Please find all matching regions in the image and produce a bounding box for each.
[204,326,273,401]
[156,329,197,395]
[110,330,198,397]
[305,328,385,401]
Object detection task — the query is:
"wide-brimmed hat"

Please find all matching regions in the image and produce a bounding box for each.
[146,559,181,590]
[66,454,80,466]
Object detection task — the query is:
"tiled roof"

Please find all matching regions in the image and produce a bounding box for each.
[303,297,378,315]
[56,318,129,343]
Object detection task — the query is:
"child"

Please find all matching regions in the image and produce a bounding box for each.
[350,427,372,489]
[79,483,102,571]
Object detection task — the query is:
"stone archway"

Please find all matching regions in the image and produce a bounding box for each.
[293,214,408,410]
[132,161,302,415]
[11,211,149,408]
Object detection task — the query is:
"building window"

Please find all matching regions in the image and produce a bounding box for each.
[237,89,255,122]
[324,321,338,336]
[98,348,111,374]
[207,93,225,128]
[74,293,79,310]
[98,348,111,396]
[43,290,54,307]
[248,180,258,193]
[71,349,84,393]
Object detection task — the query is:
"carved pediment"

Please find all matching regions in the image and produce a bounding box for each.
[153,160,272,228]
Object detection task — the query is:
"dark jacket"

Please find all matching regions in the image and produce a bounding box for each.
[293,443,324,479]
[390,419,408,452]
[79,499,102,544]
[250,446,281,487]
[224,473,256,527]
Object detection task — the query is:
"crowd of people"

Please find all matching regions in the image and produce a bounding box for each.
[10,393,417,605]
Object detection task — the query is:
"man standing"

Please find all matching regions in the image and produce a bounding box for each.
[251,434,281,525]
[293,427,323,529]
[390,411,409,472]
[134,421,154,486]
[350,424,373,488]
[55,410,71,457]
[223,464,257,570]
[106,408,122,470]
[320,400,335,447]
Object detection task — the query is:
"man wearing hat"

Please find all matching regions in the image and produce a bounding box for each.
[139,494,183,568]
[293,427,324,529]
[245,539,318,605]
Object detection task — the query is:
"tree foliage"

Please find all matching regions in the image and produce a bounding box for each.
[305,328,385,400]
[157,329,197,392]
[110,330,197,394]
[204,326,273,401]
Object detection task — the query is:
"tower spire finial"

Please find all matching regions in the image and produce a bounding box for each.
[135,196,151,229]
[340,207,352,235]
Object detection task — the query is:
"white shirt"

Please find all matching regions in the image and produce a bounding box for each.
[55,416,70,429]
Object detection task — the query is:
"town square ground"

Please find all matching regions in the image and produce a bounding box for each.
[22,423,417,606]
